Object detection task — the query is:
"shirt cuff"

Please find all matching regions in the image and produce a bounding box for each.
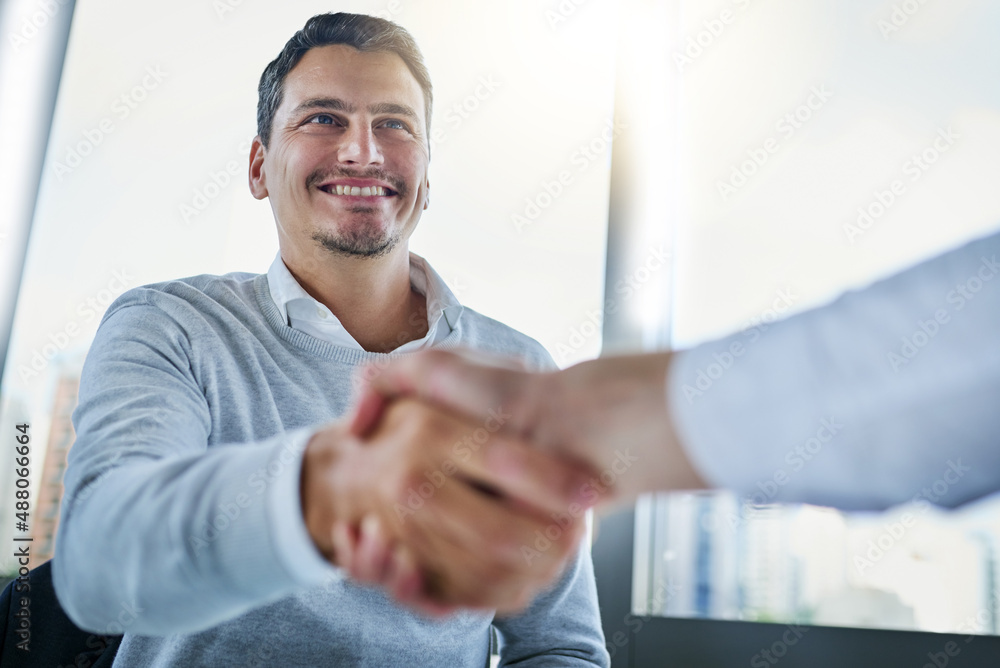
[267,426,343,587]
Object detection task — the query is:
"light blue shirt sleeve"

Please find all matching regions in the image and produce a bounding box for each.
[669,229,1000,511]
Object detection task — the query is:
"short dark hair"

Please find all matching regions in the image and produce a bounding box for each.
[256,12,433,148]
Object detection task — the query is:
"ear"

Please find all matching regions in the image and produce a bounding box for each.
[422,177,430,211]
[248,136,268,200]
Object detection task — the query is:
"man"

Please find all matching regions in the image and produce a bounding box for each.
[54,12,609,667]
[345,227,1000,604]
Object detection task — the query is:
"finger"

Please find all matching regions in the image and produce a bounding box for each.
[436,480,585,575]
[458,433,597,517]
[348,386,387,438]
[352,515,392,584]
[364,398,577,517]
[401,523,537,613]
[418,479,538,565]
[403,481,580,608]
[379,398,591,517]
[330,520,357,572]
[397,514,506,609]
[365,350,535,432]
[386,545,423,602]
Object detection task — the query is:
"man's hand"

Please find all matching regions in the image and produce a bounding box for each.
[350,350,707,505]
[301,398,593,614]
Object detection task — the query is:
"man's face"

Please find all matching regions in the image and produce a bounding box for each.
[250,44,430,262]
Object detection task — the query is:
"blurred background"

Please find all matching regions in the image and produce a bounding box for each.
[1,0,999,658]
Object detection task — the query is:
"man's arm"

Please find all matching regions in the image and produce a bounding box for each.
[669,228,1000,511]
[54,302,333,634]
[350,350,706,504]
[55,297,593,632]
[352,228,1000,511]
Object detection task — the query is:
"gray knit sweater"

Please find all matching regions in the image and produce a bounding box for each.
[53,271,609,667]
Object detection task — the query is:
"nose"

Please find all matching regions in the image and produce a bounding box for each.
[337,122,383,166]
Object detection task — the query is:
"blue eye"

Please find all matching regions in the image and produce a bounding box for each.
[308,114,335,124]
[380,119,407,130]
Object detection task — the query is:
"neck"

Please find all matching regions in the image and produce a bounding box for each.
[281,246,428,353]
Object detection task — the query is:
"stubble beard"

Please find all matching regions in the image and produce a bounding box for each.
[307,167,409,259]
[311,207,401,259]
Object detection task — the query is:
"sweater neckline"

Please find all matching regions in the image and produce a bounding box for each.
[252,274,463,364]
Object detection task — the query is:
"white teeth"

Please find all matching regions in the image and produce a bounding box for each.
[326,185,389,196]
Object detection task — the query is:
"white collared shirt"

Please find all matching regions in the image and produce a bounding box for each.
[266,251,463,352]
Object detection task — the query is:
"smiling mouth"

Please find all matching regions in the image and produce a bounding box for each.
[319,185,396,197]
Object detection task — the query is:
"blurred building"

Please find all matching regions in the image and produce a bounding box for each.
[0,394,31,576]
[31,371,80,568]
[639,492,999,636]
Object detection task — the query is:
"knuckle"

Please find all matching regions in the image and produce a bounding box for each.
[395,470,422,498]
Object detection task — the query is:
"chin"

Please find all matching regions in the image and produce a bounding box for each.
[312,228,400,259]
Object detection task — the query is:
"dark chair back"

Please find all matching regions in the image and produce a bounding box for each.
[0,560,121,667]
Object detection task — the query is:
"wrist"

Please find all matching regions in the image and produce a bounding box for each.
[300,422,352,561]
[657,353,708,493]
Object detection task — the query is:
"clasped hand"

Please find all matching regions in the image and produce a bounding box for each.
[302,348,702,615]
[300,395,591,616]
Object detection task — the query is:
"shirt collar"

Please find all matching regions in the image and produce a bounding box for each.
[266,251,463,347]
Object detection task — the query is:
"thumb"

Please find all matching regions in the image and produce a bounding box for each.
[348,386,387,438]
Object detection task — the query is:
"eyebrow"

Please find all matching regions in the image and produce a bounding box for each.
[290,97,419,121]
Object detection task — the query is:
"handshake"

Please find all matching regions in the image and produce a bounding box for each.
[299,349,705,616]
